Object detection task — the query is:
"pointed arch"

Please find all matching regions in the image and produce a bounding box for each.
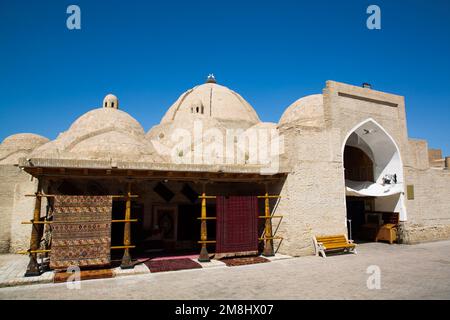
[342,118,407,222]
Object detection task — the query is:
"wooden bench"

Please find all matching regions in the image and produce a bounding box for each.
[313,234,357,258]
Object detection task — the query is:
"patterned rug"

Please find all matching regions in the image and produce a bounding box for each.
[50,195,113,270]
[221,256,270,267]
[216,196,259,254]
[144,258,202,273]
[53,269,114,283]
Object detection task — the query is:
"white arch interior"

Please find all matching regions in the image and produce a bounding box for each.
[343,119,407,221]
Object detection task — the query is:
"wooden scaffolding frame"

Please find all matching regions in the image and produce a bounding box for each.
[19,182,139,277]
[197,186,283,262]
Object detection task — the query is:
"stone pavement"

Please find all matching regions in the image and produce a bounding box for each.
[0,252,292,288]
[0,241,450,299]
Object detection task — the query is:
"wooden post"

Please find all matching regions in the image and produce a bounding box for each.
[198,184,210,262]
[262,184,275,257]
[25,189,43,277]
[120,182,133,269]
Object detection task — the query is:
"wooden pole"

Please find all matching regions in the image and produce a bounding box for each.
[120,182,133,269]
[24,186,43,277]
[198,183,210,262]
[262,183,275,257]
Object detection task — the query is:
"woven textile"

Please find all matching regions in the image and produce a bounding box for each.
[144,258,202,273]
[221,256,270,267]
[50,195,113,270]
[53,269,114,283]
[216,196,259,254]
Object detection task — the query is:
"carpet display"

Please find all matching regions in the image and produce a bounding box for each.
[50,195,113,270]
[216,196,259,254]
[144,258,202,273]
[53,269,114,283]
[221,256,270,267]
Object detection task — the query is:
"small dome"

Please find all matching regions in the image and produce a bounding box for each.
[103,94,119,109]
[279,94,324,127]
[0,133,49,165]
[160,81,260,129]
[67,108,144,137]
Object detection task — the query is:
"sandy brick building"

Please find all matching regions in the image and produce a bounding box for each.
[0,77,449,264]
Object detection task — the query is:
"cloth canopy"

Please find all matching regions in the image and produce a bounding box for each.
[345,180,403,197]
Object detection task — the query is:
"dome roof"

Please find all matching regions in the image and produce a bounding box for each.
[31,106,161,162]
[147,116,227,161]
[160,81,260,129]
[279,94,324,127]
[0,133,49,165]
[67,108,144,137]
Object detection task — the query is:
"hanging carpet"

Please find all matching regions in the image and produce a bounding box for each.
[50,195,113,270]
[216,196,259,257]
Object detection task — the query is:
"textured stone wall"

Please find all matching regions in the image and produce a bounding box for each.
[403,166,450,243]
[275,125,347,256]
[0,165,37,253]
[276,80,450,256]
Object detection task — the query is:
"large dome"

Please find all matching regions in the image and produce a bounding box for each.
[160,81,260,129]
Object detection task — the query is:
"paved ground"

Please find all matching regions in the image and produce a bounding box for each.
[1,241,450,299]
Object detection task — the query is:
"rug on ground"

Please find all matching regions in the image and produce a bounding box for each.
[220,256,270,267]
[144,258,202,273]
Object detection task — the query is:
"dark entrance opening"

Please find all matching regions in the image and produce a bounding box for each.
[346,197,375,241]
[344,146,374,182]
[344,145,376,242]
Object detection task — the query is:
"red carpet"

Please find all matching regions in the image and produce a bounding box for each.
[216,196,259,254]
[144,258,202,273]
[221,256,270,267]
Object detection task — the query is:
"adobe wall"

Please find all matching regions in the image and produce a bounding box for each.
[276,80,450,256]
[274,125,347,256]
[0,165,37,253]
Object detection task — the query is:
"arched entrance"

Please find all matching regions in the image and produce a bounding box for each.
[342,119,406,243]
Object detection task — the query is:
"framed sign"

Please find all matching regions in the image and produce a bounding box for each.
[152,205,178,241]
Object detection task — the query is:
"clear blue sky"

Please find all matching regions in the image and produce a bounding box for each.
[0,0,449,155]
